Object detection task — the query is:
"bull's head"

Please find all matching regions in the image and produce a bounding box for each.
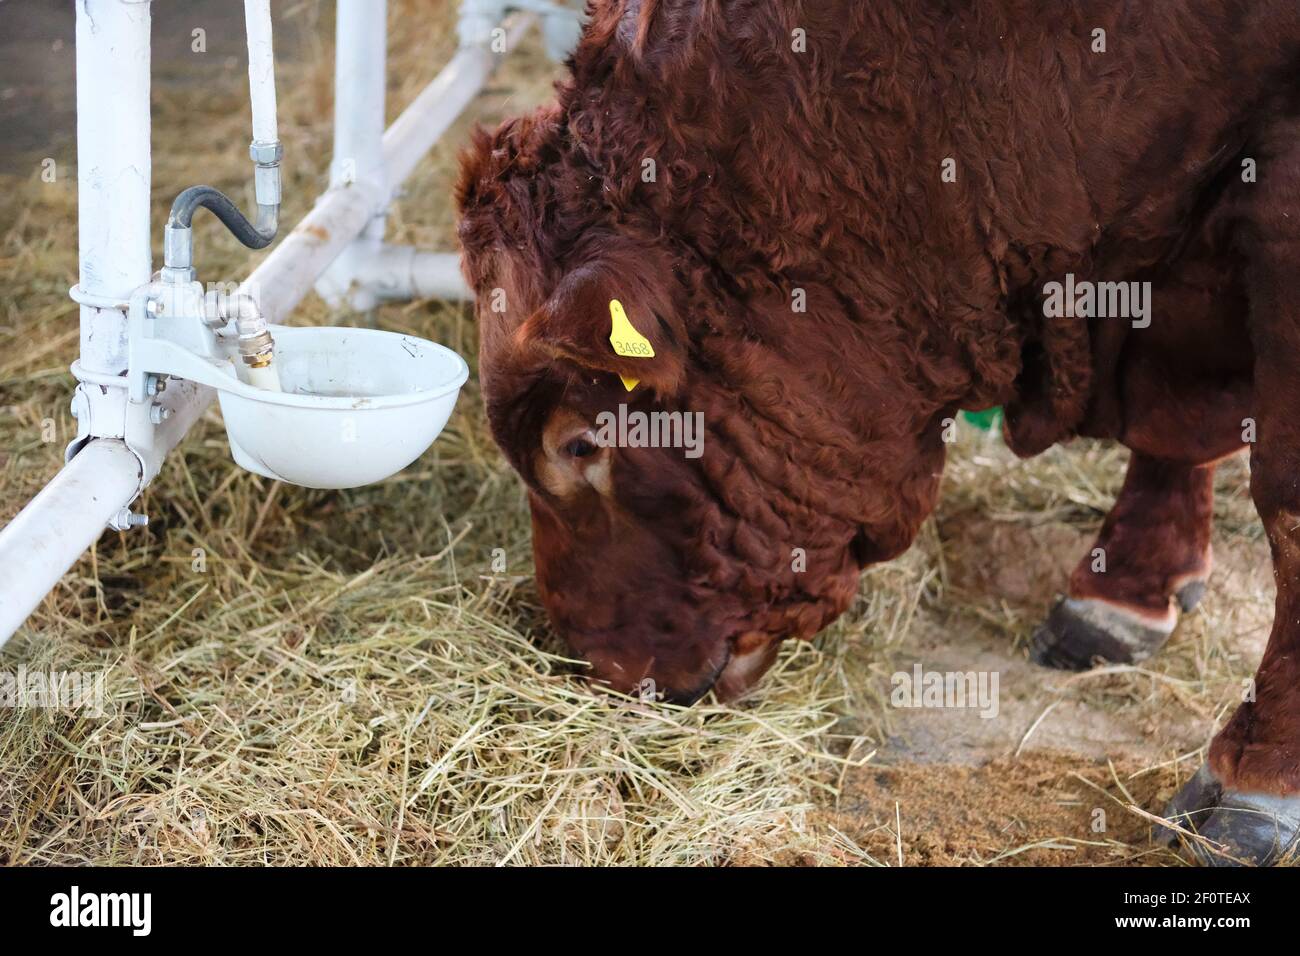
[456,109,945,703]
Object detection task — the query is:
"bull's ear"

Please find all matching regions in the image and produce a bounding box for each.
[515,260,686,395]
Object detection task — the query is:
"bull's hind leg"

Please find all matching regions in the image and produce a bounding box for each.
[1166,118,1300,866]
[1030,454,1214,669]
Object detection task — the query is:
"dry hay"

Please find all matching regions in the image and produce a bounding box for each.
[0,0,1275,866]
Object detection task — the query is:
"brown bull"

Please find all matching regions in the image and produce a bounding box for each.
[456,0,1300,864]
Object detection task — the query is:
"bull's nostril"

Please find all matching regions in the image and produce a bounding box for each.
[659,650,733,706]
[662,682,713,706]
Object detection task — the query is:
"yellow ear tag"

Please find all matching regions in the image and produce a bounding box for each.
[609,299,653,393]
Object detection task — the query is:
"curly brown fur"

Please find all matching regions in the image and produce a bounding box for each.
[456,0,1300,738]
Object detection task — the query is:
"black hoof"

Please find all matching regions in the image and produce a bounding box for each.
[1161,765,1300,866]
[1029,597,1174,671]
[1157,763,1222,844]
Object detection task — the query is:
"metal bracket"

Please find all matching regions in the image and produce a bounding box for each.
[65,280,227,501]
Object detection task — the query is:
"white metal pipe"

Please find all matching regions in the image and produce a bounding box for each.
[318,245,472,308]
[74,0,153,377]
[320,0,390,309]
[404,251,472,300]
[0,441,142,645]
[332,0,388,194]
[382,13,537,188]
[244,0,279,146]
[357,247,472,301]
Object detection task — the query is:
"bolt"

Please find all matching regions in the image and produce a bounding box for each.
[149,403,172,425]
[146,375,161,396]
[112,509,148,530]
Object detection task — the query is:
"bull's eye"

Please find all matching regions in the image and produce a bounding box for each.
[564,437,599,459]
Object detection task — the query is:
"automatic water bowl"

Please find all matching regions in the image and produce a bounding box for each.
[217,325,468,489]
[126,284,468,490]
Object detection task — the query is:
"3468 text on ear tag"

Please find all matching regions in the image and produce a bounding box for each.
[608,299,654,391]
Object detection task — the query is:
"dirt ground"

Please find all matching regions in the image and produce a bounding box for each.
[811,453,1273,866]
[0,0,1277,866]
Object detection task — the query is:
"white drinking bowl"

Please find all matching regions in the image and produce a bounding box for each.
[217,324,468,489]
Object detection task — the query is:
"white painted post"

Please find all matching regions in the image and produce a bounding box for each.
[332,0,388,197]
[0,0,157,647]
[321,0,390,310]
[74,0,152,384]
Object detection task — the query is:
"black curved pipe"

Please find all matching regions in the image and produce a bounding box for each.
[168,185,276,249]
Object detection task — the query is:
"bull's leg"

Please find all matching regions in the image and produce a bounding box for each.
[1164,120,1300,866]
[1030,453,1214,670]
[1164,431,1300,864]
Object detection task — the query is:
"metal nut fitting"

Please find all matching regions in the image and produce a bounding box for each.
[239,329,276,366]
[249,140,284,166]
[164,223,194,271]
